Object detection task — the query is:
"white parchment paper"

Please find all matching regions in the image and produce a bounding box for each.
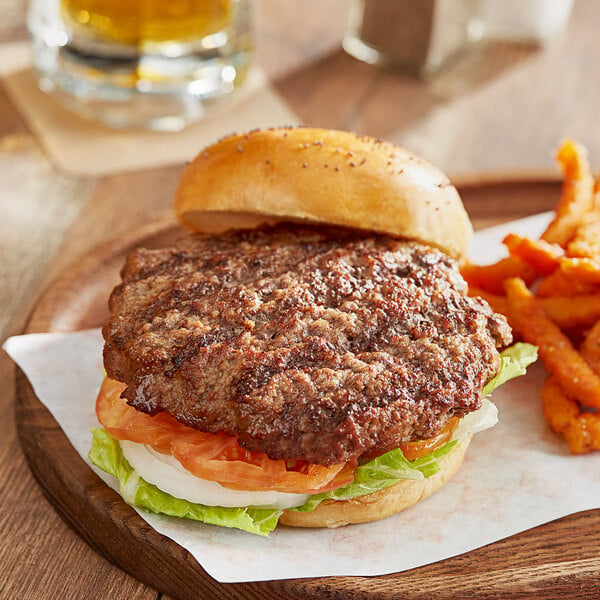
[4,214,600,583]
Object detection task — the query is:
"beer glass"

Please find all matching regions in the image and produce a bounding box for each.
[28,0,253,130]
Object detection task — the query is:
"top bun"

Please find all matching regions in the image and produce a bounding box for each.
[174,127,473,258]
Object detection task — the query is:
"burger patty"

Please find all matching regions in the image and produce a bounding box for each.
[103,223,512,466]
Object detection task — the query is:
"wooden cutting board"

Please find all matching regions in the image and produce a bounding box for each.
[14,179,600,599]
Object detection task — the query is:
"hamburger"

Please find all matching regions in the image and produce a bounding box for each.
[90,127,536,535]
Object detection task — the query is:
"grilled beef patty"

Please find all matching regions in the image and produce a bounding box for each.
[103,224,512,466]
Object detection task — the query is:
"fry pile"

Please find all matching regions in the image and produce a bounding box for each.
[462,140,600,454]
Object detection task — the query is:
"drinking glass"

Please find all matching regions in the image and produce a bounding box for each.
[28,0,253,130]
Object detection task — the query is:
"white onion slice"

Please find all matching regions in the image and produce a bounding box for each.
[119,440,310,509]
[452,398,498,441]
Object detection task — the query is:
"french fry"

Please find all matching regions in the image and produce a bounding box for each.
[502,233,563,276]
[461,256,537,295]
[504,277,600,409]
[538,295,600,330]
[581,320,600,376]
[465,141,600,454]
[559,257,600,285]
[535,268,600,298]
[541,377,580,442]
[567,219,600,258]
[541,377,600,454]
[541,139,594,247]
[566,179,600,258]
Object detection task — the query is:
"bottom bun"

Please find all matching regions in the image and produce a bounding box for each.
[279,436,471,528]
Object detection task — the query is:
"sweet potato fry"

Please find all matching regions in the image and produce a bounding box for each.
[567,180,600,258]
[560,257,600,285]
[505,277,600,409]
[541,377,580,437]
[461,257,537,295]
[502,233,563,276]
[467,142,600,453]
[538,295,600,330]
[541,140,594,247]
[567,219,600,258]
[581,319,600,376]
[535,268,600,298]
[541,377,600,454]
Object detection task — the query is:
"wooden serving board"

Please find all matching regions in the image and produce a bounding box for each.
[15,179,600,599]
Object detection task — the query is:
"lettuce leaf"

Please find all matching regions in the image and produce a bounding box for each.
[89,428,281,536]
[294,440,459,513]
[482,342,538,397]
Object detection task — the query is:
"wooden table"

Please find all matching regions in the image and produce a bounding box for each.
[1,1,598,598]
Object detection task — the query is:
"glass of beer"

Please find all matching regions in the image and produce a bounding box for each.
[28,0,253,130]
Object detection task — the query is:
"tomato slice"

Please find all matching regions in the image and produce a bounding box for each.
[399,417,459,461]
[358,417,459,463]
[96,377,355,494]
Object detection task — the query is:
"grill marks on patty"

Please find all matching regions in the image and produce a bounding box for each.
[103,224,512,466]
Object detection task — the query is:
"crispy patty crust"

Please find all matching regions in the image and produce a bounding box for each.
[103,224,512,466]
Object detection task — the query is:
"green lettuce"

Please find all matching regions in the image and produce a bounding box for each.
[293,440,459,513]
[89,343,537,534]
[89,428,281,536]
[482,342,538,397]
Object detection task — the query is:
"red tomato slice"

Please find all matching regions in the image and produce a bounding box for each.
[359,417,459,462]
[399,417,459,461]
[96,377,355,494]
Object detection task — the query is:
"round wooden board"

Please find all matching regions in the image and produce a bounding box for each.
[15,179,600,599]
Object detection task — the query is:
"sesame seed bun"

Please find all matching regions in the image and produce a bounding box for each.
[174,127,472,258]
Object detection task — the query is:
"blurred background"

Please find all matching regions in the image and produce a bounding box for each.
[2,0,598,172]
